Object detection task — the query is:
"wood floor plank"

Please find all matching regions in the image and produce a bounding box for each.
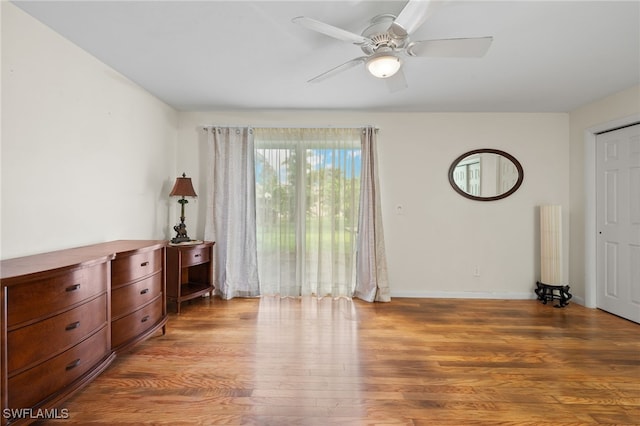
[42,297,639,425]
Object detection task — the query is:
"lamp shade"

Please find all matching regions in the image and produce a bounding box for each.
[366,54,402,78]
[169,173,197,197]
[540,205,562,285]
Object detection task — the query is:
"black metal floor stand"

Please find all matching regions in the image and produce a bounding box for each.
[535,281,572,308]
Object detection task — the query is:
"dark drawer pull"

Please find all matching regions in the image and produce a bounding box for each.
[194,254,201,258]
[141,315,150,323]
[65,321,81,331]
[66,359,81,371]
[140,261,149,267]
[140,288,149,295]
[65,284,81,292]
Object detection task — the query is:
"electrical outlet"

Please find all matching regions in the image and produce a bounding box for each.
[473,265,481,277]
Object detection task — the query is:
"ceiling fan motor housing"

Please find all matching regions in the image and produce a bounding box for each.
[360,14,408,55]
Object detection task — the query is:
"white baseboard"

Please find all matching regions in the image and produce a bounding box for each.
[570,295,585,306]
[389,291,586,306]
[390,291,537,300]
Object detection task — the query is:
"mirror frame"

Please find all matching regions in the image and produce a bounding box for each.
[448,148,524,201]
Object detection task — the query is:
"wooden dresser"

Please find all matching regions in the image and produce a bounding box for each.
[110,241,167,352]
[0,240,168,425]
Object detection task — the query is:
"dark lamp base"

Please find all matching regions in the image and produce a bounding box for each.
[172,222,191,244]
[171,236,192,244]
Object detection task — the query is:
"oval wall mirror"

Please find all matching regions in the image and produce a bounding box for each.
[448,149,524,201]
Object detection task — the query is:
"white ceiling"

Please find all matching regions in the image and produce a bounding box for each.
[12,0,640,112]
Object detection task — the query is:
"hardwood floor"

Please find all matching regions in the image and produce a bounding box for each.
[47,297,638,425]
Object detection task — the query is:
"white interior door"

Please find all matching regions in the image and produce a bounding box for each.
[596,123,640,323]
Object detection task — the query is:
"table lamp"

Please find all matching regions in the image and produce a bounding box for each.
[169,172,197,243]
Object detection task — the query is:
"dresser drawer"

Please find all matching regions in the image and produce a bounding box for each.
[112,296,163,349]
[112,248,163,287]
[181,246,210,267]
[7,263,108,327]
[111,272,162,319]
[8,326,110,410]
[7,294,108,373]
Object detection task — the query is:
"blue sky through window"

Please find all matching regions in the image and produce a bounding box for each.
[255,148,361,185]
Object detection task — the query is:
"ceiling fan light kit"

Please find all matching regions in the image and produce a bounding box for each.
[293,0,493,90]
[367,53,402,79]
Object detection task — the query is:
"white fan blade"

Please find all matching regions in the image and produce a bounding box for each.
[292,16,369,45]
[390,0,443,38]
[308,57,367,83]
[385,68,408,93]
[407,37,493,57]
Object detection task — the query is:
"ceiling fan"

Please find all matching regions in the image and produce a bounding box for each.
[292,0,493,91]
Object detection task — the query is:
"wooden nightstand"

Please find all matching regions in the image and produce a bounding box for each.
[166,241,215,313]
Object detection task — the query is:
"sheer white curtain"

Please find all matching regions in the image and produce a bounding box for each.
[254,128,361,298]
[354,127,391,302]
[205,127,260,299]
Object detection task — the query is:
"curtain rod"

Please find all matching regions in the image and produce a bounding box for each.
[201,125,378,131]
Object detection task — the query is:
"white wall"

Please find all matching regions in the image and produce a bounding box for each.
[1,2,178,259]
[177,111,569,299]
[568,84,640,305]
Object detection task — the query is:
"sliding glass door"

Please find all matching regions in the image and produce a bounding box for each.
[254,128,361,298]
